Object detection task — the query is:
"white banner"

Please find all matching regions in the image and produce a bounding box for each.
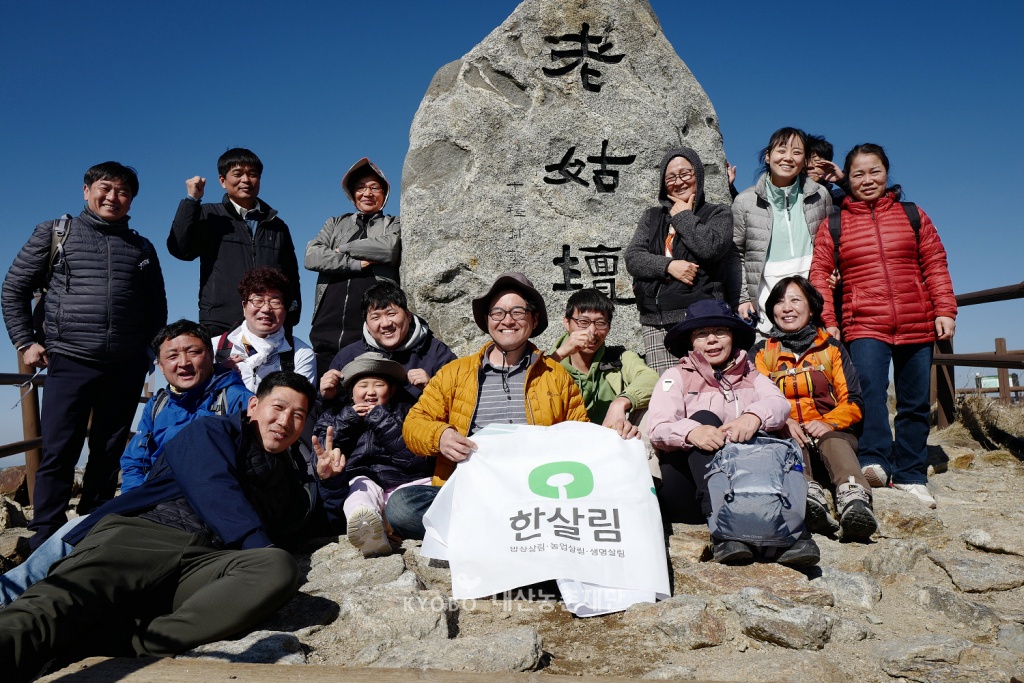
[422,421,670,616]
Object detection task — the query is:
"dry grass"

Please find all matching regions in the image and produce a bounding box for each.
[958,396,1024,458]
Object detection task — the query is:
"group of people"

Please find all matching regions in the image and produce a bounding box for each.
[628,127,956,562]
[0,126,957,678]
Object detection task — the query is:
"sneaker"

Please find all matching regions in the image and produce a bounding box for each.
[347,506,393,557]
[777,538,820,567]
[712,539,753,564]
[861,464,889,488]
[836,477,878,541]
[893,483,937,509]
[805,481,840,535]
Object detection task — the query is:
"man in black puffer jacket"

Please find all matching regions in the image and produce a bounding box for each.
[2,161,167,550]
[167,148,301,335]
[0,372,347,681]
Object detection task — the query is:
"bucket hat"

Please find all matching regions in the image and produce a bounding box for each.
[664,299,755,356]
[471,272,547,337]
[340,352,407,394]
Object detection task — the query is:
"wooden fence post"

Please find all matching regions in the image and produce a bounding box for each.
[995,338,1011,405]
[16,352,42,504]
[932,338,955,428]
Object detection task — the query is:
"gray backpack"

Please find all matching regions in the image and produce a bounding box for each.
[704,435,807,548]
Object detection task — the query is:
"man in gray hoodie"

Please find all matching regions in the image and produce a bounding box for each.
[305,158,401,379]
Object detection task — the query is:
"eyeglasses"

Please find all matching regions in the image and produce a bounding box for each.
[355,184,383,195]
[488,306,531,322]
[665,170,695,184]
[570,316,609,331]
[246,296,285,310]
[692,327,732,341]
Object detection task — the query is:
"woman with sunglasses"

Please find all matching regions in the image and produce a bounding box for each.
[625,147,738,375]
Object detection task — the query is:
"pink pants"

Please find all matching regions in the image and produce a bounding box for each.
[343,476,433,519]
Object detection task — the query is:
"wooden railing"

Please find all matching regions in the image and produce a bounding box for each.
[0,365,151,504]
[931,281,1024,427]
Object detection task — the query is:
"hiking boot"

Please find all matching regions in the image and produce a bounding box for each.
[836,477,878,541]
[712,539,753,564]
[861,464,889,488]
[347,506,393,557]
[805,480,840,535]
[893,483,937,509]
[777,538,820,567]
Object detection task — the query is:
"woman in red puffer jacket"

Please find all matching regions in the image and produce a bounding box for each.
[809,144,956,509]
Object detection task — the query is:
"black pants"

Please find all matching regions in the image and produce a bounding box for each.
[0,516,298,682]
[31,353,148,549]
[656,411,723,523]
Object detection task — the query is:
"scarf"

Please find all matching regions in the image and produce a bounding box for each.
[769,323,819,355]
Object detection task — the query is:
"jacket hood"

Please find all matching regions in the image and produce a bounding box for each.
[657,146,705,211]
[678,348,752,387]
[362,313,430,353]
[342,158,390,210]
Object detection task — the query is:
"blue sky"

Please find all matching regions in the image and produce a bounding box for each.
[1,1,1022,454]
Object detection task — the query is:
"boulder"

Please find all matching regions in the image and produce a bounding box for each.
[675,561,833,607]
[962,527,1024,557]
[361,626,543,672]
[401,0,729,354]
[915,586,1002,634]
[872,487,944,538]
[810,567,881,610]
[929,551,1024,593]
[879,635,1020,683]
[862,539,930,576]
[622,595,724,649]
[722,588,833,650]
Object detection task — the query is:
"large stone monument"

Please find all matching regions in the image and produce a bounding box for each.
[402,0,728,355]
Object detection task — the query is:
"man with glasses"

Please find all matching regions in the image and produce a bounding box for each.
[549,289,657,439]
[385,273,589,540]
[305,158,401,378]
[213,267,316,392]
[168,148,301,336]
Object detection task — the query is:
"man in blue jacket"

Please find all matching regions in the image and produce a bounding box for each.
[0,372,347,681]
[0,319,251,605]
[1,161,167,550]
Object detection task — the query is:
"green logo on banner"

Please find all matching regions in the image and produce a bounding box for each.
[528,461,594,499]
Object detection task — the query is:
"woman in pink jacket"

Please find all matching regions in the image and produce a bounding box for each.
[809,144,956,508]
[647,300,811,565]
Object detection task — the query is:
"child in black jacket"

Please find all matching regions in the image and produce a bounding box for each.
[314,352,432,556]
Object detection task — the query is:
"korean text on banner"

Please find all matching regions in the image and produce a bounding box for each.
[421,422,669,613]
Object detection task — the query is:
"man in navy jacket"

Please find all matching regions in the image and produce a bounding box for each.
[319,282,456,403]
[1,161,167,550]
[0,372,346,681]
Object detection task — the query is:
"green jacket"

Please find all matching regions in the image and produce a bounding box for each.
[551,334,659,424]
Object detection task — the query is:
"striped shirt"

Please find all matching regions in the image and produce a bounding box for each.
[469,351,533,435]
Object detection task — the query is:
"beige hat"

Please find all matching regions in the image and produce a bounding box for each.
[339,352,407,394]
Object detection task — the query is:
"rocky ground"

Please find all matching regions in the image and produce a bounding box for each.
[2,422,1024,682]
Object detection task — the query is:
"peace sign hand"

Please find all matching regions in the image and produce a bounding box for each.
[312,426,346,480]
